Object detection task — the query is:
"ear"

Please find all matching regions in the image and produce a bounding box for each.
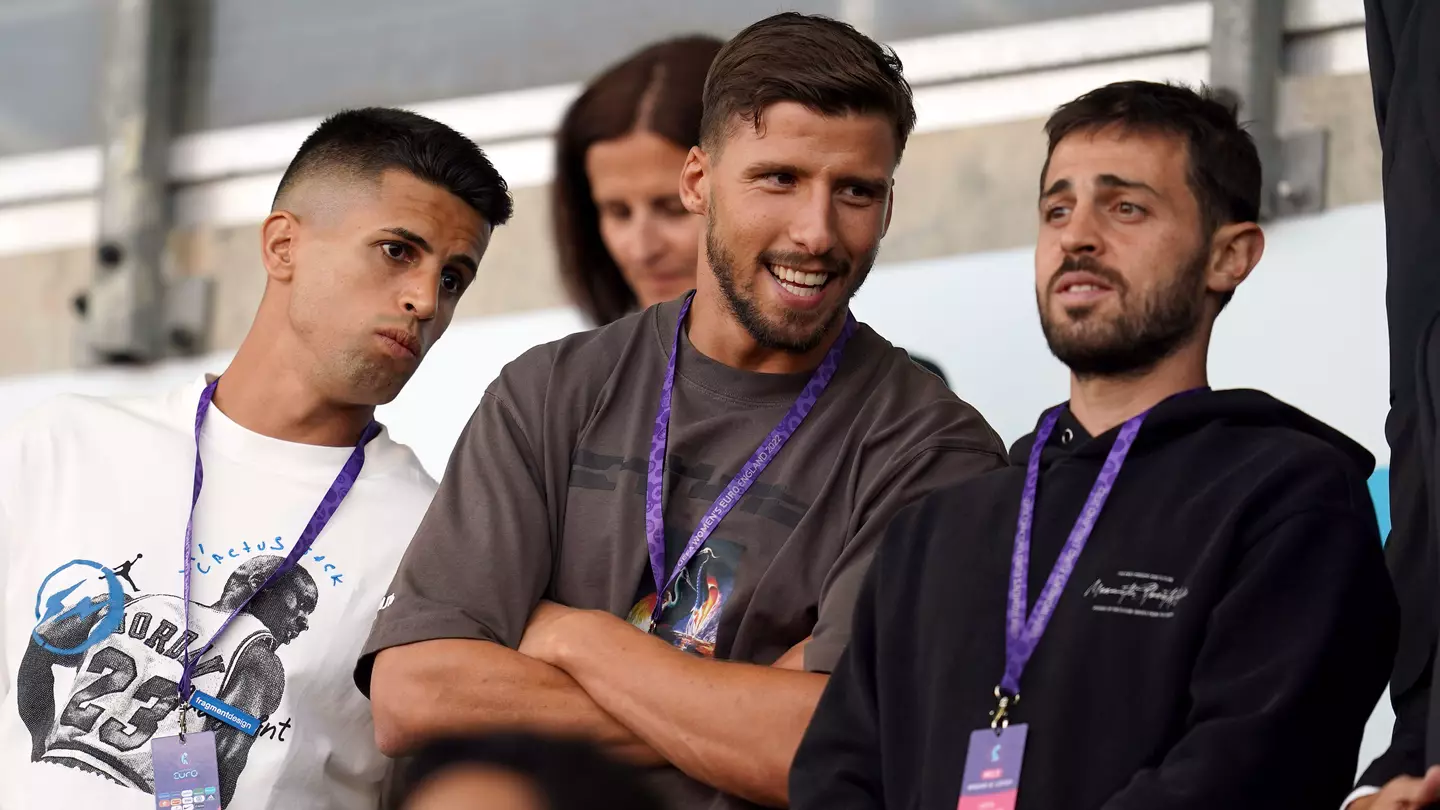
[1206,221,1265,299]
[680,146,710,217]
[248,568,271,591]
[881,181,895,239]
[260,211,300,283]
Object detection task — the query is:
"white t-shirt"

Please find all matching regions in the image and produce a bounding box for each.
[0,377,437,809]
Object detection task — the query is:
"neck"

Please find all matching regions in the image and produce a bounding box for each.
[213,332,375,447]
[1068,342,1208,436]
[213,591,250,612]
[685,290,845,375]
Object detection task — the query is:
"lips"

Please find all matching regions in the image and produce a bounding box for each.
[766,262,833,299]
[376,327,420,358]
[1053,270,1114,295]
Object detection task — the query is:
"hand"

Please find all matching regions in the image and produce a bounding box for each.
[1354,767,1440,809]
[517,600,583,666]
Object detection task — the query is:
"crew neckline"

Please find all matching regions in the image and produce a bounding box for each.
[183,376,400,481]
[652,298,863,406]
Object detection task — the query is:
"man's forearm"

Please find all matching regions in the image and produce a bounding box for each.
[368,639,660,764]
[542,609,827,807]
[17,644,57,759]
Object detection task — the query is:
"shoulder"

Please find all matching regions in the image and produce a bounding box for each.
[4,388,174,437]
[0,387,187,472]
[232,635,286,691]
[490,305,658,403]
[361,433,438,498]
[877,462,1025,559]
[1225,422,1375,512]
[483,305,666,450]
[842,324,1007,460]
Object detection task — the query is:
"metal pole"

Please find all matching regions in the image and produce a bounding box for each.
[1209,0,1285,219]
[83,0,178,363]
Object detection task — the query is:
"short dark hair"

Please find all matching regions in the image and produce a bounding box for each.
[1042,81,1261,232]
[1042,81,1260,308]
[699,12,915,162]
[553,36,723,326]
[275,107,513,227]
[401,734,665,810]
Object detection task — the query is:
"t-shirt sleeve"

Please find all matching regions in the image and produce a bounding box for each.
[354,377,554,697]
[803,442,1005,673]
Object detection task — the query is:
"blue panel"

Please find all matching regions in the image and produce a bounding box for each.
[1370,467,1392,545]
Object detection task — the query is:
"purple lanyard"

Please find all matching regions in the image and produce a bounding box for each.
[178,378,379,705]
[644,293,856,618]
[994,405,1146,724]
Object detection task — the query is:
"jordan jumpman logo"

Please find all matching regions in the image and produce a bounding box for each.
[101,553,143,592]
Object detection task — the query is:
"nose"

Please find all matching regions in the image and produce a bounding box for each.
[399,269,440,321]
[1058,202,1103,257]
[787,186,838,257]
[619,211,666,270]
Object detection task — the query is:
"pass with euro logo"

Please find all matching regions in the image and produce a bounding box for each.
[151,731,222,807]
[957,724,1028,810]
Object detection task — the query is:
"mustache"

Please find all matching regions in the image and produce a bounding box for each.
[1049,255,1127,295]
[759,250,848,276]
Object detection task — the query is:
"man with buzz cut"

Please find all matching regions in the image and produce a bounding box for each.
[0,106,511,809]
[357,12,1007,810]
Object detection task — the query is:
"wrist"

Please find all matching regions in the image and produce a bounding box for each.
[546,608,605,671]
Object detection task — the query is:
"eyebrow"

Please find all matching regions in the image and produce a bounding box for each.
[1096,173,1159,196]
[1039,174,1159,202]
[381,226,478,276]
[747,161,802,179]
[747,162,889,194]
[1040,178,1072,200]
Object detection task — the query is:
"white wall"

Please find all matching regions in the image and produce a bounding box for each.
[0,200,1397,774]
[0,201,1391,468]
[855,201,1389,460]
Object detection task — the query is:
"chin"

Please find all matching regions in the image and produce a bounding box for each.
[747,309,838,354]
[343,361,412,405]
[366,383,408,407]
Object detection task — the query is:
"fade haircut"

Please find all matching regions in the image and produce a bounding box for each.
[698,12,915,163]
[274,107,513,227]
[1042,81,1261,234]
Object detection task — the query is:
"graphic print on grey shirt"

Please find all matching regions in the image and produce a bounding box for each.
[356,298,1006,808]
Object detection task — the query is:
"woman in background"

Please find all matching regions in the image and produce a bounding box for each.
[552,35,722,325]
[551,34,952,388]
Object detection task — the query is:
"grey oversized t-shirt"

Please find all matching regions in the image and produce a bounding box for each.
[357,299,1006,807]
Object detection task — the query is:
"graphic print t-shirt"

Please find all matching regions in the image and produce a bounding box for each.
[360,300,1008,809]
[628,536,744,658]
[0,378,437,809]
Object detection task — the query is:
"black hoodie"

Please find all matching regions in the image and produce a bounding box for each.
[790,389,1398,810]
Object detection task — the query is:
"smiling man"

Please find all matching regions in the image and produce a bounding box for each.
[357,13,1005,810]
[790,81,1398,810]
[0,107,511,809]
